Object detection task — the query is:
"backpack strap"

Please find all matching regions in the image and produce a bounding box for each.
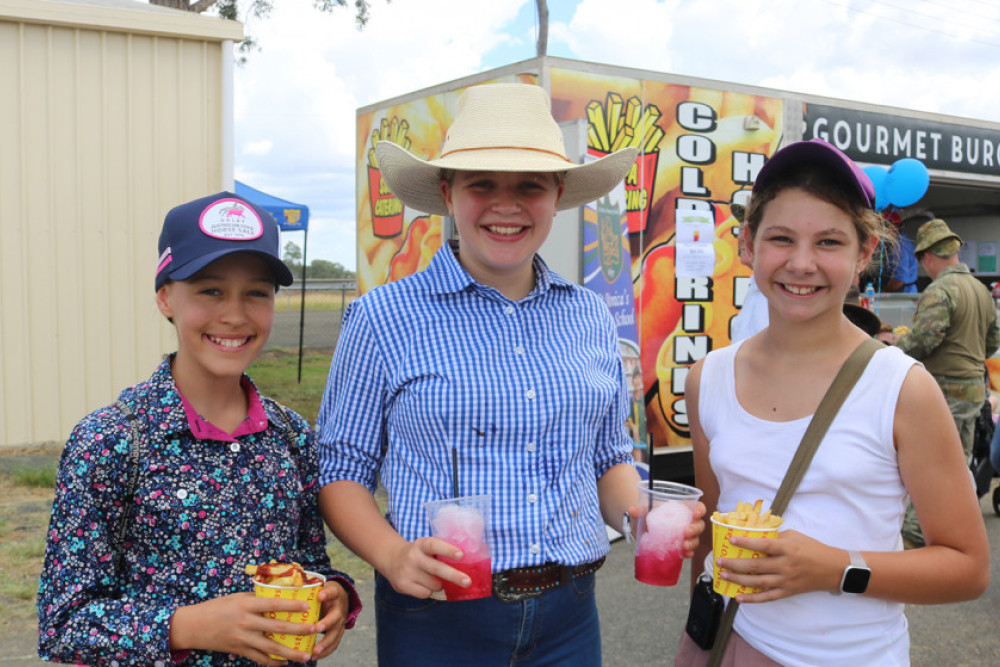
[112,399,146,575]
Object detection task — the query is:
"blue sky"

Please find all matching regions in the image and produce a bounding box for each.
[229,0,1000,270]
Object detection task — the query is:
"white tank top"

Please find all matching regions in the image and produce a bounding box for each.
[699,341,917,666]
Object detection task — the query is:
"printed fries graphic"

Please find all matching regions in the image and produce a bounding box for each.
[586,93,665,154]
[368,116,412,169]
[368,115,411,238]
[245,560,322,587]
[585,92,663,233]
[712,499,784,530]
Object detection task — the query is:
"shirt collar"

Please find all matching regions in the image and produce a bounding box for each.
[143,355,269,442]
[428,240,574,298]
[940,262,971,277]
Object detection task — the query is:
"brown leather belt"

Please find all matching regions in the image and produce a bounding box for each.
[492,557,605,603]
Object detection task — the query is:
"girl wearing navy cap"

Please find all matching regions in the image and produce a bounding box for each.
[38,192,361,666]
[677,140,989,665]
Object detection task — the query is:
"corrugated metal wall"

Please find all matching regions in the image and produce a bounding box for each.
[0,1,243,446]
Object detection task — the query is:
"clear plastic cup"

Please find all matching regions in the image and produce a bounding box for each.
[622,480,703,586]
[423,494,493,601]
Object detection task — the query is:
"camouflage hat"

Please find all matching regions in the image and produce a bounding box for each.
[914,218,961,256]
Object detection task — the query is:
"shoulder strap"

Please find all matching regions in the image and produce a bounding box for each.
[708,337,882,667]
[112,399,146,574]
[267,399,304,454]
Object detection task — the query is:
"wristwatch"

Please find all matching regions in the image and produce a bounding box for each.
[838,550,871,594]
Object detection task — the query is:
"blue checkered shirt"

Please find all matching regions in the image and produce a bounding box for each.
[317,242,634,570]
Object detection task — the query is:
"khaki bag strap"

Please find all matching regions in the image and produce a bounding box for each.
[708,338,882,666]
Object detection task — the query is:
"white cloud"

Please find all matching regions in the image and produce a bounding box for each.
[233,0,1000,270]
[241,139,272,156]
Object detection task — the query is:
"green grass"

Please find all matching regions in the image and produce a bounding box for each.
[10,466,57,488]
[275,290,357,313]
[248,349,334,424]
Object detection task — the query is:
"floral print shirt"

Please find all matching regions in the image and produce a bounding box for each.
[37,357,360,666]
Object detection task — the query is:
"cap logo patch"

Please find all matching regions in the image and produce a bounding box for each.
[199,198,264,241]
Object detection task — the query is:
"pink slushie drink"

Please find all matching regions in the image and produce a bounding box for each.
[425,496,493,601]
[634,499,692,586]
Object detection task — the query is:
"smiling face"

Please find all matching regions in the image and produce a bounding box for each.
[156,253,276,387]
[748,187,876,328]
[440,170,564,297]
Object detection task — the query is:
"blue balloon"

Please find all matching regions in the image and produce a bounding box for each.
[884,158,930,208]
[862,165,889,211]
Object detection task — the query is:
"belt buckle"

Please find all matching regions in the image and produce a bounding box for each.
[492,570,543,603]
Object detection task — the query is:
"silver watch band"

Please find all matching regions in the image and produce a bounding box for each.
[848,550,867,568]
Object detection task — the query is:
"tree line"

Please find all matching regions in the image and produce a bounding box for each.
[282,241,355,280]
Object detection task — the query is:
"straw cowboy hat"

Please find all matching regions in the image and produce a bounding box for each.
[373,83,639,216]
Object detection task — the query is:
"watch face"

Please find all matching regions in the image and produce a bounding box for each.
[842,566,871,594]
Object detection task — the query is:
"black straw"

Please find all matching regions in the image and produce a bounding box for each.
[452,446,460,498]
[647,435,654,510]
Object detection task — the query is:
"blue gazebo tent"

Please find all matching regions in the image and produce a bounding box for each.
[234,180,310,382]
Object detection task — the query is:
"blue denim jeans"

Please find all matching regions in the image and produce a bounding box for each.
[374,571,601,666]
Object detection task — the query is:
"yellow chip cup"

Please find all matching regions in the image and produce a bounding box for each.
[252,570,325,659]
[711,517,779,597]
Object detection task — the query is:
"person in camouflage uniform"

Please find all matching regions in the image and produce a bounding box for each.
[889,218,999,547]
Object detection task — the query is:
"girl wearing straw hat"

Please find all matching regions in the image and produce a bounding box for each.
[316,83,705,664]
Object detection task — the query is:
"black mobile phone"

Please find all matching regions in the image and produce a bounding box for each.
[685,574,724,650]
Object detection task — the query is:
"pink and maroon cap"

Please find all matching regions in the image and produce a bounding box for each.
[753,138,875,208]
[155,191,294,290]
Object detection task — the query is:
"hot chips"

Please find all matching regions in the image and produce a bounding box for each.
[367,115,413,169]
[245,560,322,587]
[586,92,664,154]
[712,499,783,529]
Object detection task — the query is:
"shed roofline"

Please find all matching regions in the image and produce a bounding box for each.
[0,0,244,41]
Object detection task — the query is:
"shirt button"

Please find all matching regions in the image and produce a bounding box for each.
[230,443,241,453]
[528,493,537,504]
[514,346,525,356]
[526,442,536,452]
[504,305,514,315]
[530,544,540,555]
[176,489,188,500]
[526,389,536,400]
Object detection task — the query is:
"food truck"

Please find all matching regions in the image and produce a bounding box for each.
[355,56,1000,481]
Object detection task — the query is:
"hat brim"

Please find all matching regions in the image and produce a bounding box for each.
[913,233,961,255]
[157,248,294,289]
[374,141,639,216]
[755,139,874,208]
[843,303,882,337]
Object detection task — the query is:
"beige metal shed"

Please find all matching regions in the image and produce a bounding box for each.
[0,0,243,447]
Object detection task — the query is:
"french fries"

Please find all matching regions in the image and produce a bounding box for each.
[586,92,664,154]
[712,499,783,529]
[245,560,321,587]
[367,115,412,169]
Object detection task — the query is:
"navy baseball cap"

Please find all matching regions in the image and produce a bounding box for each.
[753,138,875,208]
[155,191,294,290]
